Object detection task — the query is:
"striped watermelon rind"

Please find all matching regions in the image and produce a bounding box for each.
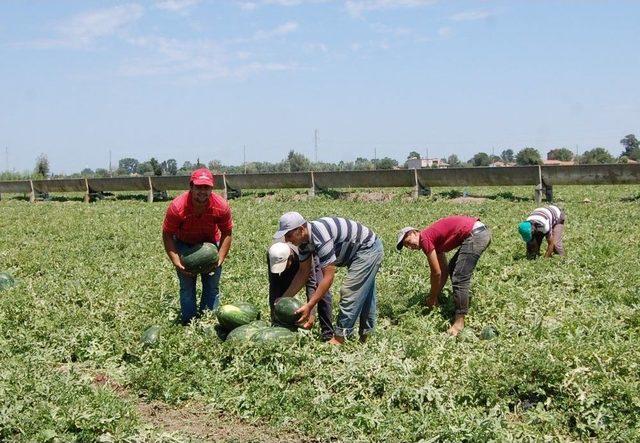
[273,297,303,326]
[181,242,219,274]
[216,302,260,331]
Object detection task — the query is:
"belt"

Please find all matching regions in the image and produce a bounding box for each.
[471,225,487,235]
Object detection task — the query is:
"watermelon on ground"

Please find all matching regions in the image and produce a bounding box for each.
[273,297,303,326]
[251,326,296,343]
[480,325,498,340]
[140,325,161,346]
[225,322,268,342]
[0,272,15,291]
[181,242,219,274]
[217,302,260,331]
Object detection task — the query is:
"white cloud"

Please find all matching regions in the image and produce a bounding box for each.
[155,0,201,12]
[120,35,297,80]
[23,4,143,49]
[437,26,452,38]
[345,0,437,17]
[450,10,493,22]
[252,21,299,40]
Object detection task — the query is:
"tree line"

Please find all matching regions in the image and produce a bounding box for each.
[5,134,639,180]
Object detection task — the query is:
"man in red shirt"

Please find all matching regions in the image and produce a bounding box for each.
[397,216,491,336]
[162,168,233,325]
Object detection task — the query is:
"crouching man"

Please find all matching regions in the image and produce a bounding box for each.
[267,242,334,341]
[518,205,566,259]
[397,216,491,336]
[274,212,384,345]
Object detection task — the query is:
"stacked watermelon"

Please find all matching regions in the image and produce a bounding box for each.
[218,301,296,343]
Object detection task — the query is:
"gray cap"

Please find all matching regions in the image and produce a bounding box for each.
[273,211,306,239]
[396,226,417,251]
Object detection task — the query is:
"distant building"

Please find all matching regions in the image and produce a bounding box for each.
[406,158,448,169]
[489,161,516,167]
[542,159,575,166]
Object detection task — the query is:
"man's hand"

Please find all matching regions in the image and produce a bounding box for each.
[295,303,313,326]
[424,295,439,308]
[172,258,194,277]
[301,314,316,330]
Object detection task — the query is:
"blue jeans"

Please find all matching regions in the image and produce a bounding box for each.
[335,237,384,338]
[176,240,222,325]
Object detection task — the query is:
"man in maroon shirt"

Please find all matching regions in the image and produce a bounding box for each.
[162,168,233,325]
[397,216,491,336]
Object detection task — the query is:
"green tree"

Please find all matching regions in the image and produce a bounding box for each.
[407,151,421,159]
[162,159,178,175]
[34,154,50,178]
[354,157,374,170]
[118,158,139,175]
[547,148,574,161]
[620,134,639,159]
[500,149,514,163]
[94,168,110,177]
[447,154,462,167]
[148,158,162,176]
[471,152,490,167]
[136,162,153,175]
[81,168,94,177]
[287,150,311,172]
[515,147,542,165]
[374,157,398,169]
[579,147,614,164]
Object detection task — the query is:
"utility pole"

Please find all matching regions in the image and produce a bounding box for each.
[374,148,377,161]
[314,129,318,163]
[109,150,112,177]
[243,145,247,174]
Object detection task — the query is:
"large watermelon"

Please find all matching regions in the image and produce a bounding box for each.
[225,321,268,342]
[273,297,303,326]
[0,273,15,291]
[140,325,161,346]
[181,242,219,274]
[251,326,296,343]
[216,302,260,331]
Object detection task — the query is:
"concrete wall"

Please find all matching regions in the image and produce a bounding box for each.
[1,164,639,199]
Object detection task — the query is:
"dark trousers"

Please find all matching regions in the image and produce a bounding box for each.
[448,228,491,316]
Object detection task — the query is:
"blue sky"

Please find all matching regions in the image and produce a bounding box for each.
[1,0,639,173]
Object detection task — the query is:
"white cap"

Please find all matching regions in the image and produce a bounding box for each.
[268,242,292,274]
[396,226,417,250]
[273,211,306,239]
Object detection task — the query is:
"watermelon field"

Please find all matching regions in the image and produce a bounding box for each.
[1,185,639,441]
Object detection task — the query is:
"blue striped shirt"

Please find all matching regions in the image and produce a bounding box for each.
[298,217,377,268]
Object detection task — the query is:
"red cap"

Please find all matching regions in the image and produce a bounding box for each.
[190,168,214,187]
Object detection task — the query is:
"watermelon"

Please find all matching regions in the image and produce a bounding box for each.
[0,272,15,291]
[140,325,161,346]
[480,325,498,340]
[273,297,303,326]
[251,326,296,343]
[216,302,260,331]
[225,322,268,342]
[181,242,219,274]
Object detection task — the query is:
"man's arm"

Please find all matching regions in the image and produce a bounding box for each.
[282,258,312,298]
[436,252,449,293]
[543,234,555,258]
[425,250,442,307]
[296,264,335,325]
[217,230,232,266]
[162,231,192,276]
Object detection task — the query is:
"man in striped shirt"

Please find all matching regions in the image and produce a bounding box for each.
[518,205,566,259]
[274,212,384,345]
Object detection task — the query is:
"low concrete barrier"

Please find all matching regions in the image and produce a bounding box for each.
[1,164,638,203]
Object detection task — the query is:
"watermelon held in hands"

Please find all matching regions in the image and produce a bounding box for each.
[216,302,260,332]
[0,273,15,291]
[273,297,303,326]
[251,326,296,343]
[181,242,219,274]
[140,325,161,346]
